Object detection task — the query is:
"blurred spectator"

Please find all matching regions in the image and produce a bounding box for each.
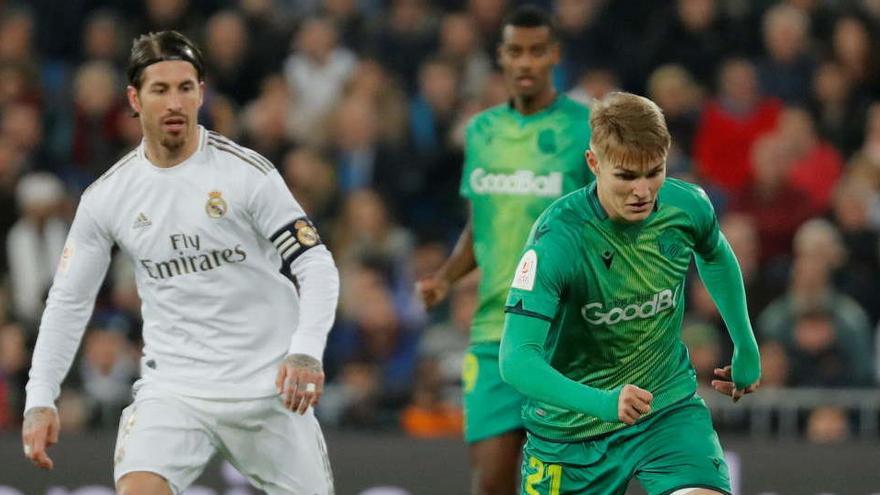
[755,3,814,104]
[681,319,721,386]
[81,10,128,69]
[343,59,409,148]
[284,16,356,144]
[241,74,295,164]
[758,254,874,387]
[2,101,49,174]
[327,259,421,422]
[552,0,614,90]
[135,0,202,39]
[7,172,68,325]
[0,322,27,429]
[729,135,812,265]
[808,59,869,158]
[759,340,790,388]
[238,0,293,77]
[567,67,620,108]
[79,321,138,428]
[281,146,339,225]
[436,12,491,101]
[328,98,415,212]
[829,177,880,324]
[416,272,475,405]
[806,405,851,444]
[203,10,263,106]
[830,12,880,95]
[369,0,438,93]
[640,0,736,90]
[0,7,36,69]
[776,106,843,212]
[321,0,371,52]
[647,64,702,156]
[720,212,776,316]
[61,61,129,189]
[400,359,463,438]
[467,0,507,57]
[693,57,782,195]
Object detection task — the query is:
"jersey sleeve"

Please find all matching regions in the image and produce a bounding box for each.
[25,197,114,411]
[504,213,573,320]
[690,184,721,257]
[247,170,339,361]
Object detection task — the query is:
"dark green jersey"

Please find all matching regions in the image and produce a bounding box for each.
[505,178,720,441]
[460,96,593,343]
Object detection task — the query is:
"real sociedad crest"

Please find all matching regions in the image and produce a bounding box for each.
[206,190,228,218]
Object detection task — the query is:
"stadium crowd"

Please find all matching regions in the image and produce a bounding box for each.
[0,0,879,444]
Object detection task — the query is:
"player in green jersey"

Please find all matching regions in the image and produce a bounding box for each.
[499,92,761,495]
[416,5,593,495]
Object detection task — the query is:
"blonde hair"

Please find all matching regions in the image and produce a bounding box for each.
[590,92,671,167]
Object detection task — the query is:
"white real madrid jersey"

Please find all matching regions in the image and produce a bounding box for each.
[26,127,339,409]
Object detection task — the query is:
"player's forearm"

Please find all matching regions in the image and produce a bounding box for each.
[695,234,761,388]
[26,286,104,412]
[500,312,619,422]
[436,217,477,284]
[287,246,339,361]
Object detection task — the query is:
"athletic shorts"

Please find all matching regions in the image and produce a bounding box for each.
[462,341,525,443]
[113,382,334,495]
[520,395,731,495]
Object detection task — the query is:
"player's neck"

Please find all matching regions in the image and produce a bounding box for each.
[143,129,199,168]
[513,89,557,116]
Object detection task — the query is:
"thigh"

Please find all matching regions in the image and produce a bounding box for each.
[113,386,216,495]
[469,430,525,494]
[520,433,630,495]
[463,342,525,443]
[634,397,731,495]
[216,398,334,495]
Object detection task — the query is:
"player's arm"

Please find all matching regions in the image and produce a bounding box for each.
[416,204,476,308]
[24,198,114,469]
[695,232,761,400]
[249,170,339,414]
[498,220,651,425]
[500,312,649,423]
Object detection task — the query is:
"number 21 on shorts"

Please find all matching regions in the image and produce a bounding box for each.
[525,456,562,495]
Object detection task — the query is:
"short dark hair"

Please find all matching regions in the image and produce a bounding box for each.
[126,31,205,89]
[501,4,559,41]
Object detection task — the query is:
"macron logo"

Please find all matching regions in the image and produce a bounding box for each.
[470,168,562,197]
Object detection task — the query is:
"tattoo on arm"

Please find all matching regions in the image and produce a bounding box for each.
[23,407,54,425]
[285,353,321,372]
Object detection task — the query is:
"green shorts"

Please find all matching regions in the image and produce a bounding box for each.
[462,341,525,443]
[521,395,731,495]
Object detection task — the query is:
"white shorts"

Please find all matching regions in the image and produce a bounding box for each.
[113,383,334,495]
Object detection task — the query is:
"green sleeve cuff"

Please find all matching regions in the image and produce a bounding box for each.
[695,234,761,388]
[499,312,620,422]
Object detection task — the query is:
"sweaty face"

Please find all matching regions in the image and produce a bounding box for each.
[497,25,559,99]
[128,60,203,153]
[587,150,666,222]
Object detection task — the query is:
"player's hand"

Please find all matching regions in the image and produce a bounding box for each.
[415,274,450,309]
[22,407,60,469]
[711,365,759,403]
[276,353,325,414]
[617,384,653,425]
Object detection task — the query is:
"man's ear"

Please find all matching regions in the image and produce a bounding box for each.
[126,86,141,117]
[586,150,600,176]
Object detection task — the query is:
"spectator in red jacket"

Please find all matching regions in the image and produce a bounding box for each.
[693,57,782,195]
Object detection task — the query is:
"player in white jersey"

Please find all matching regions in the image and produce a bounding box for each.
[21,31,339,495]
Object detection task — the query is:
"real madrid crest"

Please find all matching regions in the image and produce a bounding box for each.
[206,190,228,218]
[294,219,319,246]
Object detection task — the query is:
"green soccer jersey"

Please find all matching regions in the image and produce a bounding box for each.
[460,95,593,343]
[504,178,721,441]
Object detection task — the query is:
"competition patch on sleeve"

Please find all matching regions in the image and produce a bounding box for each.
[58,241,75,275]
[511,249,537,291]
[270,217,322,266]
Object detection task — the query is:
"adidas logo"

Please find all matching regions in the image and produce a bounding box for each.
[132,212,152,230]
